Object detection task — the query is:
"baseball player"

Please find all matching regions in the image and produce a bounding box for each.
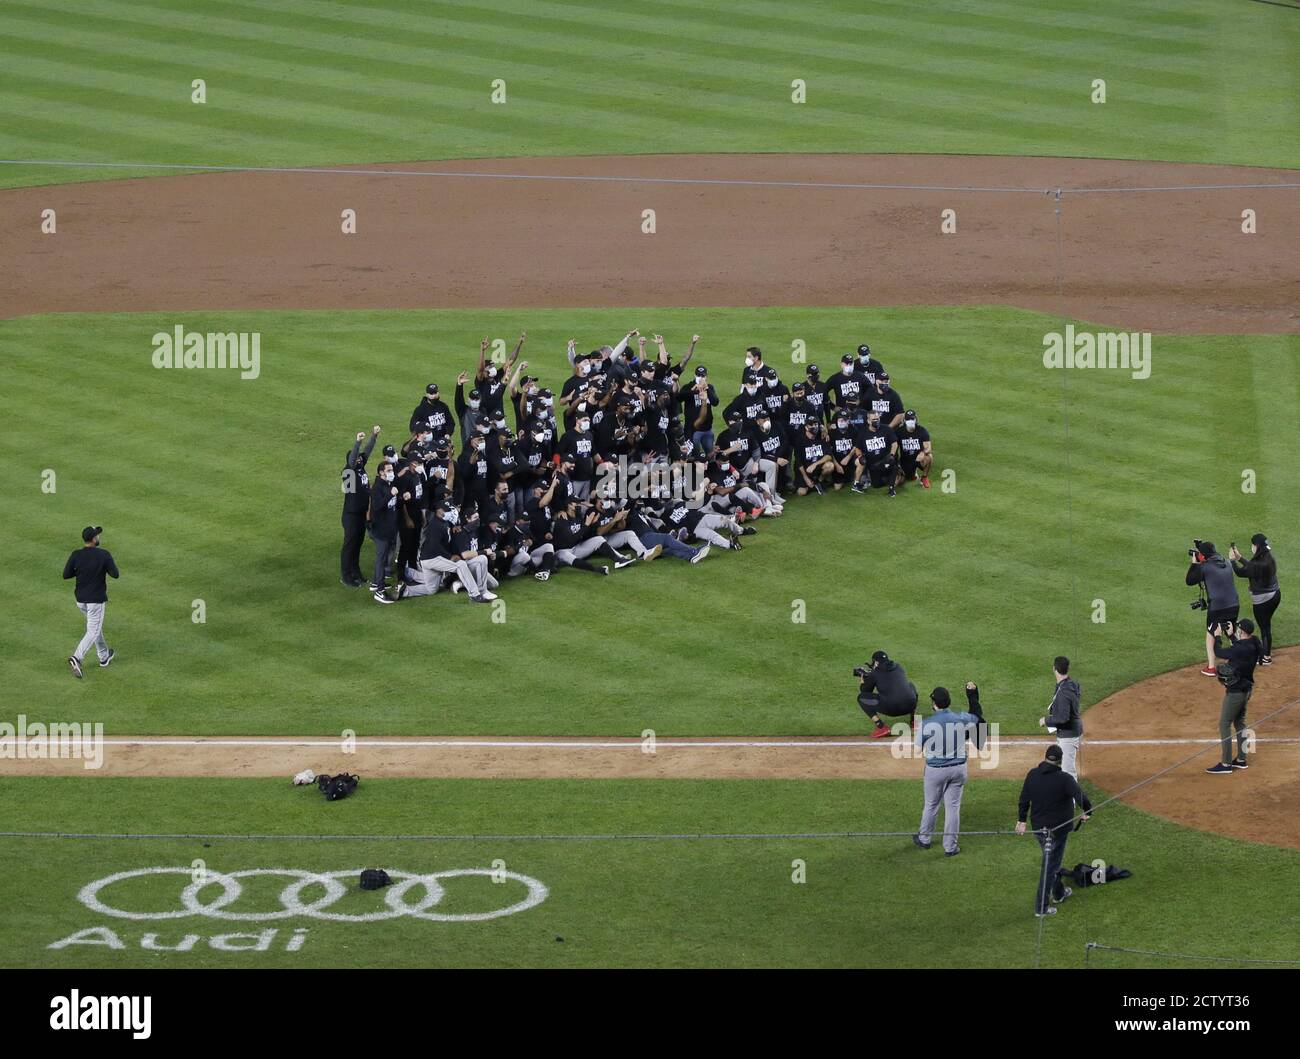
[64,525,119,678]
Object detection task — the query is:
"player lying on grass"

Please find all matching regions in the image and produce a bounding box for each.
[349,330,938,600]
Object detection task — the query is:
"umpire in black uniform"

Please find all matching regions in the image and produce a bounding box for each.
[340,427,379,586]
[1016,745,1092,917]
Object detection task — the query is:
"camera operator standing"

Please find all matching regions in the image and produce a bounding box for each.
[1186,540,1239,677]
[1230,535,1280,666]
[1205,619,1262,775]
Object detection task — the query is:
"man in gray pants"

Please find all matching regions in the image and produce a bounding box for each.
[63,525,119,678]
[914,683,986,856]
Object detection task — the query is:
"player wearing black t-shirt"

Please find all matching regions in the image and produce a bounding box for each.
[896,409,933,488]
[828,411,857,490]
[866,372,906,429]
[826,355,867,411]
[803,365,830,423]
[853,343,886,385]
[851,411,900,497]
[793,421,835,496]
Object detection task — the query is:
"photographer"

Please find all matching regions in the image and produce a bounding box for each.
[857,650,919,739]
[1205,619,1262,775]
[1230,534,1280,666]
[1186,540,1240,677]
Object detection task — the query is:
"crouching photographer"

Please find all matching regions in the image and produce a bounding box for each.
[1186,540,1239,677]
[856,650,919,740]
[1205,619,1263,776]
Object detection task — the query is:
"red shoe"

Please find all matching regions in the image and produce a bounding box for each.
[750,507,764,519]
[921,476,931,489]
[870,725,893,739]
[1200,666,1217,677]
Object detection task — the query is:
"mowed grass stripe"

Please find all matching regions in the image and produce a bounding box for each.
[6,306,1291,736]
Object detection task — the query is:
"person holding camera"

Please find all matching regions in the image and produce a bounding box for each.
[1205,619,1262,775]
[913,683,987,856]
[857,650,920,739]
[1230,535,1280,666]
[1186,540,1240,677]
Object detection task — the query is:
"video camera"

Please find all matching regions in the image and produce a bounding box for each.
[852,665,872,679]
[1187,538,1209,560]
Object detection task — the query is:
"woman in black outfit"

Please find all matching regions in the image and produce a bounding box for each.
[1231,533,1280,665]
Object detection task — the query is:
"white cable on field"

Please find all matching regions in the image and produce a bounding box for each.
[0,828,1046,842]
[1,158,1297,195]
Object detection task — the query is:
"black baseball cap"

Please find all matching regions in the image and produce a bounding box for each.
[792,380,806,392]
[425,383,439,395]
[806,364,820,375]
[382,445,397,457]
[82,525,103,542]
[560,452,576,465]
[857,344,871,356]
[694,365,708,377]
[871,650,890,664]
[904,408,917,420]
[1045,745,1063,763]
[878,371,891,383]
[929,686,951,708]
[725,410,743,425]
[469,388,481,400]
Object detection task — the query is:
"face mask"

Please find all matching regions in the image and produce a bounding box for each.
[442,509,459,525]
[579,363,590,375]
[486,367,498,379]
[744,385,757,395]
[766,377,777,388]
[382,473,394,482]
[758,421,770,432]
[533,432,546,443]
[905,421,916,431]
[836,421,848,431]
[542,397,553,407]
[468,399,480,409]
[842,364,854,374]
[577,420,591,432]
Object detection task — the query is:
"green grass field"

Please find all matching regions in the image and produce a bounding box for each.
[1,0,1298,192]
[3,776,1296,968]
[3,306,1295,736]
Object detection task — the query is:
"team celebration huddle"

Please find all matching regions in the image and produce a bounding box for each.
[339,331,937,604]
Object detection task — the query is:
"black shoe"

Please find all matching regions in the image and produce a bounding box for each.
[372,591,395,605]
[944,848,960,857]
[1205,762,1234,775]
[1034,906,1057,918]
[68,656,83,679]
[1232,757,1249,770]
[850,481,866,494]
[614,558,637,570]
[887,486,897,498]
[1052,887,1072,904]
[740,526,757,536]
[1259,655,1272,666]
[341,577,355,587]
[912,835,931,850]
[597,565,610,576]
[99,648,115,668]
[813,483,826,496]
[396,583,407,600]
[729,536,744,551]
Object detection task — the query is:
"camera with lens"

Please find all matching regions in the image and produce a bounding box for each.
[852,665,871,679]
[1187,538,1208,559]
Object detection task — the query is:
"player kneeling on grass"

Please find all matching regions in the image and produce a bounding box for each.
[1205,619,1262,775]
[850,411,900,498]
[793,421,835,496]
[896,410,933,489]
[828,411,857,490]
[398,501,495,603]
[856,650,920,738]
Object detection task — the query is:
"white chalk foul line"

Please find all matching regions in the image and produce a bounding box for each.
[94,737,1300,749]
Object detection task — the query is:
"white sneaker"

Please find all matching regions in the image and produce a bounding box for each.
[482,590,498,601]
[534,570,550,582]
[690,544,710,564]
[450,581,463,594]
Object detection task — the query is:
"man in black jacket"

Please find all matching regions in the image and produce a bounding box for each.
[857,650,919,739]
[1205,619,1262,775]
[1016,745,1092,916]
[63,525,120,678]
[1230,535,1280,665]
[367,462,404,604]
[341,427,379,586]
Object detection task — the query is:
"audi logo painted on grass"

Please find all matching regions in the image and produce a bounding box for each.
[78,867,549,923]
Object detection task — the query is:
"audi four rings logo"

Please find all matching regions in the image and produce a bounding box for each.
[78,867,549,922]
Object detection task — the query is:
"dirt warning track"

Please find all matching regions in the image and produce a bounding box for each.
[4,154,1298,331]
[4,651,1296,849]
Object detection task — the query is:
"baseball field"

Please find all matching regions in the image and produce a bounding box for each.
[2,0,1298,973]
